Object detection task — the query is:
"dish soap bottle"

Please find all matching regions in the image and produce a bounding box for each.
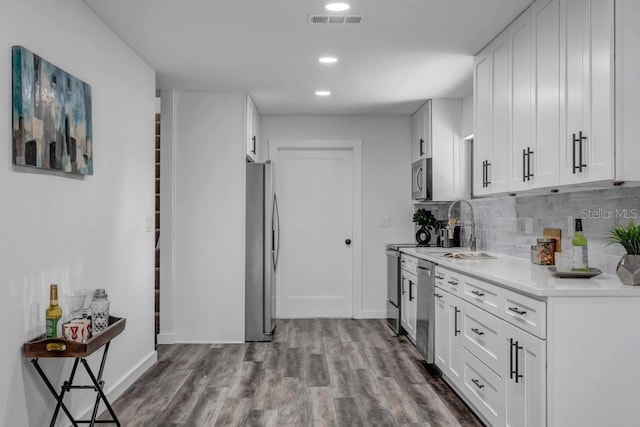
[572,218,589,271]
[46,284,63,338]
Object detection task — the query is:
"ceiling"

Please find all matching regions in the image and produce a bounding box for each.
[84,0,531,115]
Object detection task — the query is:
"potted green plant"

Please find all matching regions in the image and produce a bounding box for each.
[606,220,640,285]
[412,209,434,245]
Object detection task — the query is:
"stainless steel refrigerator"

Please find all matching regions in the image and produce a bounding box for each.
[245,161,279,341]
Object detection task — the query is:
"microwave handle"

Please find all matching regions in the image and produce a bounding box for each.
[416,167,423,191]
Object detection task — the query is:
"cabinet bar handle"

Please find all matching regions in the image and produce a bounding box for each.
[515,341,524,383]
[572,133,578,173]
[409,280,414,301]
[509,338,516,380]
[435,275,444,280]
[252,135,256,154]
[572,133,587,173]
[471,378,485,389]
[526,147,534,180]
[579,131,587,172]
[471,290,485,297]
[454,309,459,335]
[447,280,458,286]
[471,328,484,336]
[522,148,526,182]
[434,293,443,299]
[508,306,527,316]
[484,160,488,187]
[485,161,491,185]
[419,138,424,157]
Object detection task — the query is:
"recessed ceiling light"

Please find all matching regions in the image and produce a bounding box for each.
[325,3,350,12]
[318,56,338,64]
[315,90,331,96]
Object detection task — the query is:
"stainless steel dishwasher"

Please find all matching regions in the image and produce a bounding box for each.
[416,258,441,376]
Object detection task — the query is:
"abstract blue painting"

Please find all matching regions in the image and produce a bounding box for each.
[12,46,93,175]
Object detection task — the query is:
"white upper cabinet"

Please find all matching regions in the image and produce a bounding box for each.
[473,32,509,196]
[413,99,470,201]
[615,0,640,182]
[432,99,470,201]
[508,8,536,192]
[412,101,431,161]
[531,0,563,189]
[475,0,616,195]
[510,6,561,191]
[246,93,259,162]
[473,49,491,196]
[559,0,614,184]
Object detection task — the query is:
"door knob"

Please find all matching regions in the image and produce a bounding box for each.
[345,239,352,246]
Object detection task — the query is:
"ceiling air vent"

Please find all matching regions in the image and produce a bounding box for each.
[308,15,366,24]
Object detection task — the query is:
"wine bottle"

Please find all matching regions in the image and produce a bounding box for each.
[46,284,63,338]
[572,219,589,271]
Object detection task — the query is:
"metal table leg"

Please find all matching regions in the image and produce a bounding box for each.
[31,343,120,426]
[81,342,120,426]
[31,358,79,427]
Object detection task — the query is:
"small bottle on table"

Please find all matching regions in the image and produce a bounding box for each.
[46,284,63,338]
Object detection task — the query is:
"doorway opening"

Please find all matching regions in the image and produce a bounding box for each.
[268,140,362,318]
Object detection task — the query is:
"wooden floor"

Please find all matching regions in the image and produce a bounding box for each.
[101,319,483,426]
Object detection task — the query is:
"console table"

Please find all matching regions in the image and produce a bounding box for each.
[23,316,126,426]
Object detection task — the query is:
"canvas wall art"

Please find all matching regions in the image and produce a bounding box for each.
[12,46,93,175]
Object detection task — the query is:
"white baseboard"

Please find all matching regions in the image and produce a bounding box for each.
[356,309,386,319]
[157,333,175,344]
[78,350,157,420]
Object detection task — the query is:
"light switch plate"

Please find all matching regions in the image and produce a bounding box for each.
[379,216,390,228]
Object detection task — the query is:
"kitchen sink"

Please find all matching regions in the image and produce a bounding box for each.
[441,251,495,260]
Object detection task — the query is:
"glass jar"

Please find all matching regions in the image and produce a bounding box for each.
[91,289,110,335]
[531,245,538,264]
[536,238,556,265]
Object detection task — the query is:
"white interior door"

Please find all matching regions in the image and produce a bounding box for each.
[275,147,354,318]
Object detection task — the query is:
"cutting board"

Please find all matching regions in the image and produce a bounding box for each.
[543,228,562,252]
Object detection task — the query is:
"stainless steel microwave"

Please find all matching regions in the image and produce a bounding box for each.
[412,158,432,200]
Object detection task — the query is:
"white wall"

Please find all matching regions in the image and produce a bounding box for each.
[0,1,156,425]
[260,116,414,317]
[159,91,246,343]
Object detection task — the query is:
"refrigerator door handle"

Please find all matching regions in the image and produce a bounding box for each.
[272,193,280,270]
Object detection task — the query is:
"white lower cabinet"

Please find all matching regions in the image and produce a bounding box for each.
[503,322,546,427]
[462,348,504,426]
[434,286,463,388]
[434,267,546,426]
[401,269,418,342]
[433,286,449,369]
[463,302,503,375]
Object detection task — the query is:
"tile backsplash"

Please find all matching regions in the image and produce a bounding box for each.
[416,186,640,274]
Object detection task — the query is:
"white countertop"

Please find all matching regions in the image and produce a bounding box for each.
[400,246,640,298]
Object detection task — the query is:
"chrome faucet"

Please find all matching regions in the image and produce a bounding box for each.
[447,199,477,251]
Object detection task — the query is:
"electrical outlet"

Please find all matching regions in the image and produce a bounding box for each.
[379,216,390,228]
[524,217,533,234]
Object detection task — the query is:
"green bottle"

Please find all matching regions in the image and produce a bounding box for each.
[572,219,589,271]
